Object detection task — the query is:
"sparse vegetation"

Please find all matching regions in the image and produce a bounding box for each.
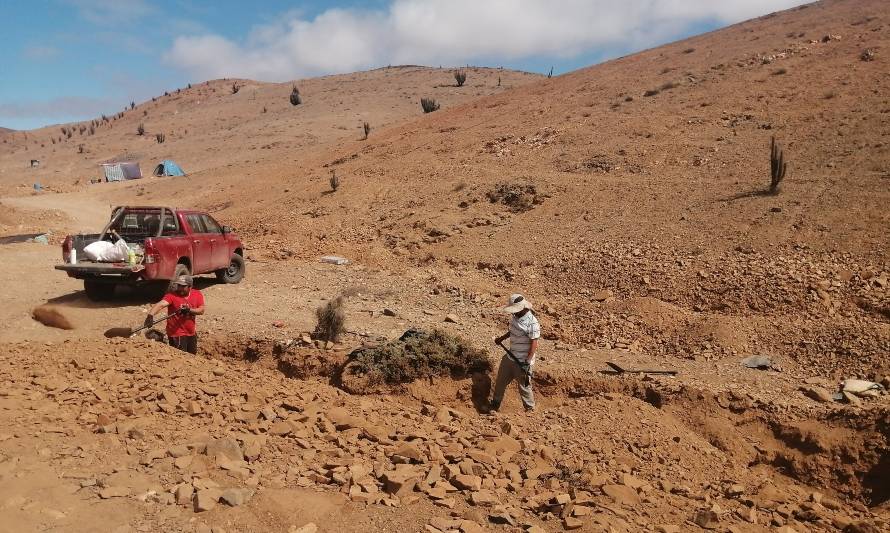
[155,133,165,144]
[487,181,544,212]
[861,49,875,62]
[362,121,371,140]
[454,70,467,87]
[313,296,345,342]
[769,136,788,195]
[547,66,554,78]
[78,144,84,154]
[772,68,788,75]
[289,86,302,106]
[347,329,491,386]
[329,170,340,191]
[231,83,239,94]
[262,106,267,113]
[420,97,440,113]
[683,47,696,54]
[187,83,192,89]
[137,123,145,136]
[143,110,148,116]
[89,125,95,135]
[644,80,680,97]
[130,101,135,110]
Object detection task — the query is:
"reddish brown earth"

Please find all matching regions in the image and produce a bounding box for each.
[0,0,888,532]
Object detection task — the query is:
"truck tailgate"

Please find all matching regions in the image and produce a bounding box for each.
[55,263,144,275]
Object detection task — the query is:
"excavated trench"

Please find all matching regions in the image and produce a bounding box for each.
[198,333,890,508]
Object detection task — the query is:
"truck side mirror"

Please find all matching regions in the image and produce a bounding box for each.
[222,225,232,234]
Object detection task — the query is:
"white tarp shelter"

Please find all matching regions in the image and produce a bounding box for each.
[102,162,142,182]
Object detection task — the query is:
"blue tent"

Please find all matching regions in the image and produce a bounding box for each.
[153,160,186,177]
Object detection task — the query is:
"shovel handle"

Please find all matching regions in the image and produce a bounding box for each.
[129,313,174,337]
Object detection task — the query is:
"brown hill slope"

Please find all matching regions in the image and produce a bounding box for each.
[0,66,539,195]
[222,0,888,257]
[193,0,886,375]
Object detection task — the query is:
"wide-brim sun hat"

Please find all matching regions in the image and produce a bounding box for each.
[501,293,533,314]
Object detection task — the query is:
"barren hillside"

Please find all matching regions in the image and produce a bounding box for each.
[0,66,540,196]
[0,1,888,532]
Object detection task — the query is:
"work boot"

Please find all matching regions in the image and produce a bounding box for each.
[485,400,501,414]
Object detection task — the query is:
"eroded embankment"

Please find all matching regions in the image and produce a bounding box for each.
[201,333,890,508]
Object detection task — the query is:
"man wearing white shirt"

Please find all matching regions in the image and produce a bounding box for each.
[489,293,540,412]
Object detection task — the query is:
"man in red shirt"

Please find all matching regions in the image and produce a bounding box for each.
[145,275,205,354]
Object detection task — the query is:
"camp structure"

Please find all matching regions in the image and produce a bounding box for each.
[153,159,186,177]
[102,161,142,182]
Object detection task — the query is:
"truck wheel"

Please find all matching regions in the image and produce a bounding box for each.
[84,280,116,301]
[170,263,191,291]
[216,254,245,284]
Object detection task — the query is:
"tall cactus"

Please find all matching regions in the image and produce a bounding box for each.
[769,136,787,194]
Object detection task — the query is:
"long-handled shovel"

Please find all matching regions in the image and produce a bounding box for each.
[104,313,174,338]
[497,340,532,386]
[603,361,677,376]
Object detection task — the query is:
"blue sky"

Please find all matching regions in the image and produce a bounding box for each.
[0,0,808,130]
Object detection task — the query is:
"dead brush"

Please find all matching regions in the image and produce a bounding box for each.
[329,170,340,191]
[421,97,440,113]
[347,329,491,385]
[313,296,346,342]
[487,181,544,212]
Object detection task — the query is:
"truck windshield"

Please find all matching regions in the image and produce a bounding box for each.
[108,208,175,240]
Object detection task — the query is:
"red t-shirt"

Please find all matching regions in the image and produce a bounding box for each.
[162,289,204,337]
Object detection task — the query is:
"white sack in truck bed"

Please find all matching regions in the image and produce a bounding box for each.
[83,238,130,262]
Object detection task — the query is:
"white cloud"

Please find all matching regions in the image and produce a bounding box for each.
[165,0,811,82]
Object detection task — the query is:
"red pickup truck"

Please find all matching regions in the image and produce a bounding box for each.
[56,206,245,300]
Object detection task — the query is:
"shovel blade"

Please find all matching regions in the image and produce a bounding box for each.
[104,327,133,338]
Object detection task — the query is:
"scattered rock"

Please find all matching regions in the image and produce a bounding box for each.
[194,489,221,512]
[602,484,640,506]
[693,510,719,529]
[220,488,254,507]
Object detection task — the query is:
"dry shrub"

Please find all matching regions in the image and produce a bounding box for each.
[32,305,74,330]
[314,297,345,341]
[421,97,440,113]
[348,329,491,385]
[487,181,543,212]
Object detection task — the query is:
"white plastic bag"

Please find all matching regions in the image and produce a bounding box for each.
[83,238,130,262]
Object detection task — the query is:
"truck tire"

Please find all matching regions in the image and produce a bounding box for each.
[84,280,116,301]
[170,263,191,290]
[216,253,245,284]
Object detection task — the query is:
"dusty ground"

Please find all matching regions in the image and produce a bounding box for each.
[1,0,889,532]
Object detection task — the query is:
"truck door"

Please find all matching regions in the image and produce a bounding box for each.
[183,214,212,273]
[201,214,229,269]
